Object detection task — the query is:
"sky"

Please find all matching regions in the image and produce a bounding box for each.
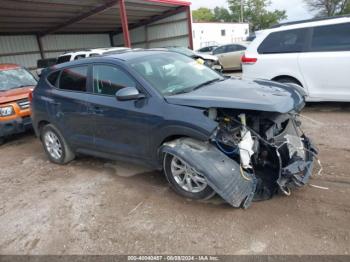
[189,0,314,22]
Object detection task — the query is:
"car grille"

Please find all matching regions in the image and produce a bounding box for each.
[17,99,30,110]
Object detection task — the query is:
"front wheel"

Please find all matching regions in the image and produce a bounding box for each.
[163,153,215,200]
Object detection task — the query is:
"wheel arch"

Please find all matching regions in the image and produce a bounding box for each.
[271,75,303,87]
[155,126,212,166]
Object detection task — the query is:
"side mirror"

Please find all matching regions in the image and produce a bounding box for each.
[116,86,145,101]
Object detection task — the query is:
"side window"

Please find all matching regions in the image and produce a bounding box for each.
[236,45,247,51]
[311,22,350,52]
[221,29,226,36]
[226,45,237,52]
[74,54,86,60]
[56,55,71,64]
[58,66,88,92]
[47,71,60,87]
[92,65,136,96]
[258,28,308,54]
[212,46,226,55]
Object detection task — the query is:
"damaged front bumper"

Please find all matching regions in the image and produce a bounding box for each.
[161,138,257,208]
[161,117,318,209]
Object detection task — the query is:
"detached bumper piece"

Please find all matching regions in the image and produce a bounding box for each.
[277,136,318,192]
[161,138,257,208]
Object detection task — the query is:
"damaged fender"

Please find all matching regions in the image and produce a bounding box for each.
[160,138,257,208]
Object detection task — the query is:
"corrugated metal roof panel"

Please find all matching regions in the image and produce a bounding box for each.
[0,35,38,54]
[41,34,110,50]
[148,20,188,41]
[0,0,190,34]
[0,53,41,68]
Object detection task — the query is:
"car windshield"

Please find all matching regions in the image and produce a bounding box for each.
[129,53,224,96]
[0,68,37,91]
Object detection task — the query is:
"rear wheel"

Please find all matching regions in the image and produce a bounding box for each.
[40,124,75,164]
[163,153,215,200]
[0,137,4,146]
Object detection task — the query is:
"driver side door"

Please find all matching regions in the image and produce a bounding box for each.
[86,64,155,160]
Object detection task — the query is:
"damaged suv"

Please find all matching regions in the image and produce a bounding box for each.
[31,50,317,208]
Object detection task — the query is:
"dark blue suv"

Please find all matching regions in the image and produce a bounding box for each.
[32,50,317,208]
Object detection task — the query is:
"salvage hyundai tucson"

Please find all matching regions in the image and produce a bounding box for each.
[31,50,317,208]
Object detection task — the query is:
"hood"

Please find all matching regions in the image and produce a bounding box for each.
[0,86,34,104]
[195,52,218,61]
[165,78,305,113]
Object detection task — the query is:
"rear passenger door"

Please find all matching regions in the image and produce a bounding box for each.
[298,22,350,100]
[48,66,95,148]
[86,64,152,160]
[257,28,309,84]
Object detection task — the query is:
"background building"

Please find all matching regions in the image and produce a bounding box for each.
[192,22,249,50]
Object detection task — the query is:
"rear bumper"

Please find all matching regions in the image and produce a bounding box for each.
[0,116,32,137]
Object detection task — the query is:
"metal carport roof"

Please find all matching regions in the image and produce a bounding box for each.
[0,0,192,47]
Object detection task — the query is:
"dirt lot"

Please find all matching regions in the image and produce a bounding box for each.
[0,103,349,255]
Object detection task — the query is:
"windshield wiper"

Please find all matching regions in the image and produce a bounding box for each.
[192,78,224,91]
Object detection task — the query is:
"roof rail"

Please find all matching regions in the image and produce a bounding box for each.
[270,14,350,28]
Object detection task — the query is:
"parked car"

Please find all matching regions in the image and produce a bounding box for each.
[242,16,350,102]
[31,50,317,208]
[36,58,58,77]
[160,46,223,71]
[212,43,248,71]
[0,64,37,144]
[196,45,219,54]
[56,47,129,64]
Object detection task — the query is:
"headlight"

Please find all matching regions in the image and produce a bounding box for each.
[0,106,14,117]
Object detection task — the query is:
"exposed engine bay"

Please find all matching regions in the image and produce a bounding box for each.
[210,108,318,202]
[161,108,318,208]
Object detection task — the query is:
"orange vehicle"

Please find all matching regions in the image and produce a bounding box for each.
[0,64,37,145]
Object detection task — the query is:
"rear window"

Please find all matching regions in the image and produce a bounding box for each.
[47,71,60,87]
[58,66,88,92]
[57,55,71,64]
[258,28,308,54]
[310,22,350,52]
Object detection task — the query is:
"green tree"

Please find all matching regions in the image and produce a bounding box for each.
[192,7,215,22]
[304,0,350,17]
[228,0,287,31]
[213,7,235,22]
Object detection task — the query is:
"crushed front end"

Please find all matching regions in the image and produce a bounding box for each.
[209,108,318,205]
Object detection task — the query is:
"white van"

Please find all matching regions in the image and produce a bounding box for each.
[242,16,350,102]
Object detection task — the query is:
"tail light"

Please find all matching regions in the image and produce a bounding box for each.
[241,54,257,64]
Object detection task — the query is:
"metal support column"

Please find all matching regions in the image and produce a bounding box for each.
[119,0,131,47]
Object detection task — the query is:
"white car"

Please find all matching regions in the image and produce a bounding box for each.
[56,47,129,64]
[242,16,350,102]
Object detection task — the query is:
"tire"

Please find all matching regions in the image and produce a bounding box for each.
[0,137,4,146]
[163,153,215,200]
[40,124,75,164]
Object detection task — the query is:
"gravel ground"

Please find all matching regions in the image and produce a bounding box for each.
[0,103,349,255]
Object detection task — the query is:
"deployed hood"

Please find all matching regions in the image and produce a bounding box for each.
[0,86,34,104]
[165,78,306,113]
